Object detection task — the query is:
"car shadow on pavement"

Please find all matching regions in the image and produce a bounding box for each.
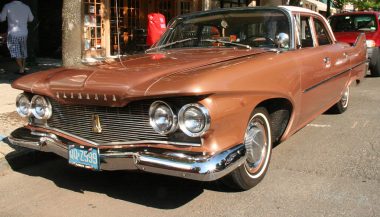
[5,151,235,209]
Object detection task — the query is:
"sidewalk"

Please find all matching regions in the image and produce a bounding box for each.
[0,58,62,174]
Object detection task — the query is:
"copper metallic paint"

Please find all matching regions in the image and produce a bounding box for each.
[10,7,367,174]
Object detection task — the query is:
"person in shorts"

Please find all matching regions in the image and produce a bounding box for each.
[0,0,34,74]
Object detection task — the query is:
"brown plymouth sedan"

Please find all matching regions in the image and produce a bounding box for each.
[9,6,367,190]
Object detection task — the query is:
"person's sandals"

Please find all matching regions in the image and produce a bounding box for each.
[14,71,27,75]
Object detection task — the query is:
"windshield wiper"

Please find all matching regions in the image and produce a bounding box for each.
[201,39,252,49]
[146,38,198,52]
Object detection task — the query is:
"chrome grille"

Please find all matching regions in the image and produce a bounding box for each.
[47,99,201,145]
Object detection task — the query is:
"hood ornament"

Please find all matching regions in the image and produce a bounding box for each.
[92,114,103,133]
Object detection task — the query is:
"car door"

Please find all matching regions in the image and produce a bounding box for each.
[312,17,351,106]
[293,14,333,125]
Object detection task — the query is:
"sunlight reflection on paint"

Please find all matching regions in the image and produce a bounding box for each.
[204,98,213,104]
[193,87,203,93]
[211,143,218,151]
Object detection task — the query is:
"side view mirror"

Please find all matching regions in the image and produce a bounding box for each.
[275,33,289,49]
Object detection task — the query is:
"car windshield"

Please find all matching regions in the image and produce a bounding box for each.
[330,14,378,32]
[148,9,290,51]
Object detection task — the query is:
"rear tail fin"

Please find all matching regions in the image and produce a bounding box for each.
[353,33,366,48]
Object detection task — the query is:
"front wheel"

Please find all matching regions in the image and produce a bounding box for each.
[227,107,273,190]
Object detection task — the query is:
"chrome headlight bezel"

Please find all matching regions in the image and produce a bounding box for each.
[31,95,52,120]
[178,103,210,137]
[16,93,32,117]
[149,101,178,135]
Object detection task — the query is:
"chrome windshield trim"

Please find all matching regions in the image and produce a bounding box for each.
[32,126,202,147]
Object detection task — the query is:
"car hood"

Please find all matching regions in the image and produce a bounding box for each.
[12,48,268,106]
[334,31,377,45]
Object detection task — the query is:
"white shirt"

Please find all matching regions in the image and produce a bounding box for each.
[0,1,34,37]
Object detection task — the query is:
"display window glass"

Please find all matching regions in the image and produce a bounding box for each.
[84,0,104,52]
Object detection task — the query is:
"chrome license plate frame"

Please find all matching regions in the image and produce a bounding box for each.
[68,145,100,170]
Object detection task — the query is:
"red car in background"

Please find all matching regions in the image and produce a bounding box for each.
[330,11,380,77]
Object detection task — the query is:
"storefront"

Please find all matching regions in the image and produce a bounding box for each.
[206,0,256,8]
[81,0,266,59]
[82,0,202,59]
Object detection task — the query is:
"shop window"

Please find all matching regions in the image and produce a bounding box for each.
[83,0,103,52]
[110,0,144,55]
[180,1,192,14]
[220,0,248,8]
[158,0,175,22]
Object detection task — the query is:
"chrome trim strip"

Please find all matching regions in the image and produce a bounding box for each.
[42,126,99,146]
[96,140,202,147]
[303,60,367,93]
[31,126,202,147]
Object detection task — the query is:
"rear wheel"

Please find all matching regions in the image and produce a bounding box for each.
[371,56,380,77]
[329,85,350,114]
[227,107,272,190]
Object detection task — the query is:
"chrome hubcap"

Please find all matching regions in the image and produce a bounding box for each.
[244,118,268,174]
[341,86,349,108]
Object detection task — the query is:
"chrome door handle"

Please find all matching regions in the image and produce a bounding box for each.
[323,57,330,63]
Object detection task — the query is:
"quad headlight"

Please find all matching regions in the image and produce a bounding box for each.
[30,95,52,120]
[178,103,210,137]
[149,101,178,135]
[16,93,32,117]
[150,101,211,137]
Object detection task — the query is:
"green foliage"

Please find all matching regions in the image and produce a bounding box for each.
[289,0,302,6]
[347,0,380,10]
[333,0,350,9]
[289,0,380,10]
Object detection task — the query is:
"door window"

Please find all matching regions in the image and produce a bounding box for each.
[314,18,332,46]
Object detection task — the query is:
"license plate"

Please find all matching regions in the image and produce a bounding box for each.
[68,145,99,170]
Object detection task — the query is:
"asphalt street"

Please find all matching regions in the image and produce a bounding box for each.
[0,77,379,217]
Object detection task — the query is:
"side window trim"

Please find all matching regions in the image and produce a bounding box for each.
[294,14,301,48]
[294,13,316,49]
[308,16,317,47]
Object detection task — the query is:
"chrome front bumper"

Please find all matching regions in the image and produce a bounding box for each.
[8,127,246,181]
